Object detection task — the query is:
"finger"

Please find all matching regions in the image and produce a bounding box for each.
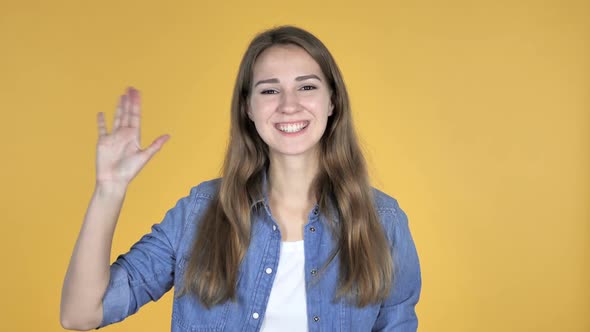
[113,95,124,130]
[97,112,107,137]
[129,88,141,144]
[142,134,170,161]
[126,87,139,128]
[129,88,141,128]
[121,90,130,127]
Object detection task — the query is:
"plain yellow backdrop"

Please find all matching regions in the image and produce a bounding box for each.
[1,0,588,331]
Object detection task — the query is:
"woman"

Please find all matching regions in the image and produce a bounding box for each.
[60,25,421,331]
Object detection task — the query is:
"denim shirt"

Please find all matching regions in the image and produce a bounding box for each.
[98,178,421,331]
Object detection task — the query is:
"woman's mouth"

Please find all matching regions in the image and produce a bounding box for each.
[275,121,310,133]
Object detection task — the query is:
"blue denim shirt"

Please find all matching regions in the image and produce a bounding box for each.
[98,178,421,331]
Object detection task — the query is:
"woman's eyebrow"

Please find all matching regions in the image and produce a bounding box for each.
[254,74,322,87]
[295,74,321,82]
[254,78,279,87]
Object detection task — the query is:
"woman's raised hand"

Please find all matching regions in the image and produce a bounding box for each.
[95,87,170,188]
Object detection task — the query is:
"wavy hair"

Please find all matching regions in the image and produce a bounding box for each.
[180,25,393,308]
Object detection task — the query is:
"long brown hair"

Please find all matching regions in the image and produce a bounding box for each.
[180,25,393,308]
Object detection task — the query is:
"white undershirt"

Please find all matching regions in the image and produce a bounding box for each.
[260,240,308,332]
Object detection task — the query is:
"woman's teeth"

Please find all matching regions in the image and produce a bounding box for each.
[276,121,309,133]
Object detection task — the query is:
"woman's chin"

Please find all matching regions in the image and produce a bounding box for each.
[268,144,320,159]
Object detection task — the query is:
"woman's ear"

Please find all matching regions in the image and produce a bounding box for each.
[328,92,335,116]
[245,103,253,120]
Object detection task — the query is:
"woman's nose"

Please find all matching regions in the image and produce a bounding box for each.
[278,90,300,113]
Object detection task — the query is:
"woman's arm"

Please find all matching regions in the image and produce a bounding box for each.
[372,200,422,332]
[60,87,169,330]
[60,184,126,330]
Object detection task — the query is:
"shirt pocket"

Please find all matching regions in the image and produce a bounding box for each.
[172,256,231,332]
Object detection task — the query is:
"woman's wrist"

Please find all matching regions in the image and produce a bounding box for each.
[94,181,128,199]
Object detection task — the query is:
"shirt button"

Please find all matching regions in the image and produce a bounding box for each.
[272,225,277,231]
[252,312,260,319]
[313,316,320,322]
[309,226,316,232]
[265,267,272,274]
[313,207,319,215]
[311,269,317,276]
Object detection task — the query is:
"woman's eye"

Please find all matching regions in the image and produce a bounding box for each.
[261,89,278,95]
[301,85,317,91]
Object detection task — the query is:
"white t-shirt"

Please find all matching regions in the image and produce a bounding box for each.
[260,240,308,331]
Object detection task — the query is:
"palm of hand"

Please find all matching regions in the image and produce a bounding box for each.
[95,87,170,186]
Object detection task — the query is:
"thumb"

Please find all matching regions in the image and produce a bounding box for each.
[142,134,171,161]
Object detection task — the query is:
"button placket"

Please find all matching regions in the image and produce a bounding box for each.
[304,208,322,329]
[248,216,278,329]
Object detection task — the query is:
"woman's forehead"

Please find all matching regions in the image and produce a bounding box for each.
[252,45,325,81]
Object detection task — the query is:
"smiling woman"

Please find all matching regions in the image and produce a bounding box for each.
[248,45,334,157]
[60,25,421,332]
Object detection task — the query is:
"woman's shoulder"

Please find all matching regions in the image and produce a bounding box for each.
[174,178,221,216]
[370,187,411,234]
[369,187,412,249]
[371,187,403,213]
[187,177,221,200]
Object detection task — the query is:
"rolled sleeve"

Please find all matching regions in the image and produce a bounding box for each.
[96,187,199,329]
[99,264,131,327]
[373,201,422,332]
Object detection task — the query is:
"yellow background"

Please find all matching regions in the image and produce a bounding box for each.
[1,0,588,331]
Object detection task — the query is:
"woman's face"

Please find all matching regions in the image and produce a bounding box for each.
[248,44,334,159]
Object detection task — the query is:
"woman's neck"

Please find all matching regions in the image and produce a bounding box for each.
[267,152,318,209]
[267,151,319,241]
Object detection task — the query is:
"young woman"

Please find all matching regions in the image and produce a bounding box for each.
[60,26,421,331]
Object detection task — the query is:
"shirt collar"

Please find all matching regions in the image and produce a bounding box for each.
[249,167,339,223]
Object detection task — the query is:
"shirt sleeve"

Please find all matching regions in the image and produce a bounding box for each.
[96,186,198,329]
[372,201,422,332]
